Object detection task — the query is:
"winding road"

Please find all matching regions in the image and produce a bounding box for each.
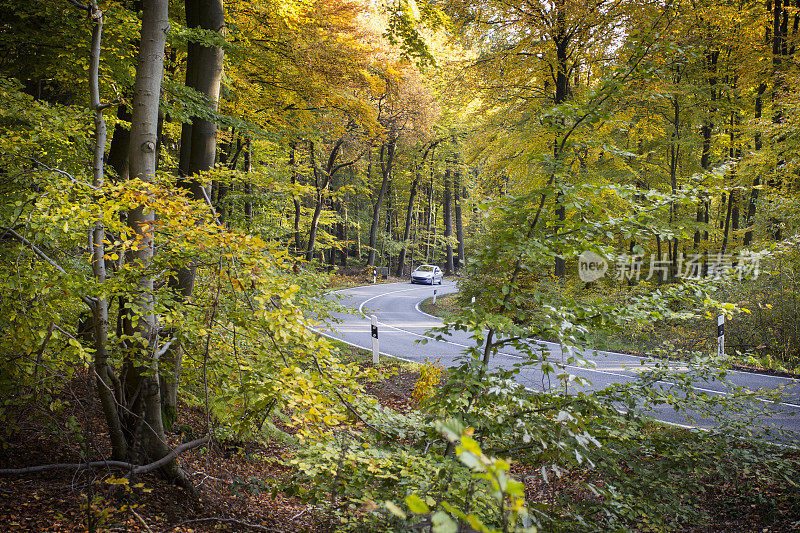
[317,281,800,436]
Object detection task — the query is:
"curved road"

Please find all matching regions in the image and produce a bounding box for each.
[318,281,800,435]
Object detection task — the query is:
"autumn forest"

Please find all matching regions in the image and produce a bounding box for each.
[2,0,800,530]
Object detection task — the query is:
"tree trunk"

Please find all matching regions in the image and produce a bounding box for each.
[163,0,225,432]
[107,104,132,181]
[178,1,198,180]
[443,166,454,275]
[425,159,435,263]
[397,144,433,277]
[124,0,174,470]
[454,172,465,272]
[668,93,680,279]
[339,204,348,267]
[305,138,344,262]
[553,0,570,279]
[722,107,740,255]
[82,2,127,461]
[289,144,303,254]
[179,0,225,196]
[744,81,766,246]
[367,138,395,267]
[244,138,253,228]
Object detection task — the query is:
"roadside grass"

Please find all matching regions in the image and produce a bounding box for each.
[419,287,800,376]
[419,292,461,322]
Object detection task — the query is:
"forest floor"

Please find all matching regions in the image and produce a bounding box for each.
[0,345,420,532]
[1,341,799,531]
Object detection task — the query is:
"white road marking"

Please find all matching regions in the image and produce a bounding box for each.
[330,285,800,410]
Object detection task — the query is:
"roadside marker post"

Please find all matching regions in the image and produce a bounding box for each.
[471,296,476,306]
[433,289,437,305]
[370,314,379,364]
[373,269,377,284]
[717,315,724,358]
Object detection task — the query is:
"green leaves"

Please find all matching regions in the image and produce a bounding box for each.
[405,493,430,514]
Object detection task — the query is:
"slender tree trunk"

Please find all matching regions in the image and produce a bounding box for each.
[290,144,303,254]
[454,172,465,272]
[244,138,253,229]
[82,2,127,461]
[722,106,741,255]
[215,131,239,224]
[367,139,395,267]
[425,160,434,262]
[305,139,343,262]
[553,0,570,279]
[340,205,348,267]
[669,93,680,279]
[744,81,766,246]
[695,50,717,249]
[443,166,454,275]
[397,145,433,276]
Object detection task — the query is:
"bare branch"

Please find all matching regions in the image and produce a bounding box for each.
[0,436,209,476]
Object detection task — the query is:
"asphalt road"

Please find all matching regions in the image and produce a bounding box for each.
[317,280,800,436]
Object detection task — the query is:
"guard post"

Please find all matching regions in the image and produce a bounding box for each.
[432,289,437,305]
[717,315,724,358]
[371,314,379,364]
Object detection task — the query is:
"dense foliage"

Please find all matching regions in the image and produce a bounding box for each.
[2,0,800,530]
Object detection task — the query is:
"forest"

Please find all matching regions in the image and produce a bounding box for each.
[2,0,800,530]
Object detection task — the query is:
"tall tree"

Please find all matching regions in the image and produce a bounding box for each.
[119,0,189,481]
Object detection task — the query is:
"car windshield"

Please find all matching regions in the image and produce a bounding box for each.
[415,265,434,272]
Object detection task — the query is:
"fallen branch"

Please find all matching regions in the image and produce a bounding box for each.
[0,436,209,476]
[170,517,285,532]
[130,508,154,533]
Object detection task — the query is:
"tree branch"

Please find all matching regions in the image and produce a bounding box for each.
[0,436,210,476]
[0,227,96,309]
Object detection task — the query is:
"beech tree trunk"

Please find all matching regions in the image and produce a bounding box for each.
[80,1,127,462]
[123,0,175,473]
[367,138,395,267]
[397,144,434,277]
[244,138,253,228]
[553,0,570,279]
[162,0,225,430]
[443,166,454,275]
[107,104,132,181]
[305,138,344,261]
[744,81,766,246]
[454,172,465,272]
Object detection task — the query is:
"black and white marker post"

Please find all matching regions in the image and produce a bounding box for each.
[717,315,725,358]
[433,289,437,305]
[373,269,377,284]
[370,314,379,364]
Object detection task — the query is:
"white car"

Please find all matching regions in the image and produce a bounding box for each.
[411,264,443,285]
